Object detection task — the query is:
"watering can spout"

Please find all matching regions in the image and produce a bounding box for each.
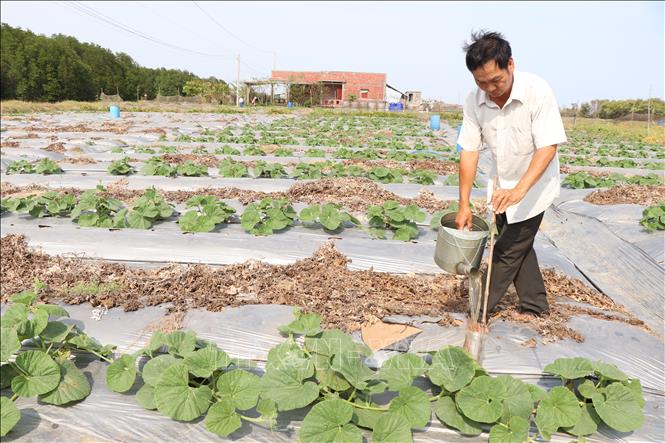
[455,263,478,276]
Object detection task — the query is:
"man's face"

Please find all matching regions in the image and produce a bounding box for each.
[471,58,514,99]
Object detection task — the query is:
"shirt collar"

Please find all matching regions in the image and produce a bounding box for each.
[477,70,525,107]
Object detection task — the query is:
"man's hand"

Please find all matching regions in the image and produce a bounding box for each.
[491,187,527,214]
[455,205,473,230]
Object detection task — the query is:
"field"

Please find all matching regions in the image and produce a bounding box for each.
[1,106,663,442]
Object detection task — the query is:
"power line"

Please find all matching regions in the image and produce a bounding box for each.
[191,1,272,55]
[60,1,231,59]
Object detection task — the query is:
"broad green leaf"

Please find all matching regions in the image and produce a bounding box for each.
[1,304,28,329]
[11,350,60,397]
[427,346,476,392]
[299,205,320,222]
[592,361,628,382]
[535,386,581,440]
[40,359,91,405]
[623,378,645,407]
[142,354,179,386]
[154,363,212,421]
[434,396,482,436]
[126,212,153,229]
[16,307,49,340]
[184,345,230,378]
[10,290,36,306]
[489,416,530,443]
[216,369,261,411]
[352,407,386,430]
[205,398,242,437]
[305,329,370,358]
[106,354,137,392]
[0,396,20,437]
[136,384,157,410]
[592,382,644,432]
[372,412,413,443]
[266,341,311,376]
[257,398,278,420]
[40,321,73,343]
[527,383,548,403]
[312,354,351,392]
[456,376,506,423]
[331,352,375,390]
[300,399,362,443]
[165,330,197,355]
[145,331,168,353]
[577,380,598,399]
[495,375,533,421]
[68,333,104,353]
[380,353,427,391]
[563,404,600,437]
[1,364,18,389]
[278,312,322,337]
[388,386,431,428]
[1,327,21,362]
[259,366,319,411]
[544,357,594,380]
[37,304,70,319]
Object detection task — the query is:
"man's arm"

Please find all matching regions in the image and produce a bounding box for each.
[491,145,557,214]
[455,149,479,229]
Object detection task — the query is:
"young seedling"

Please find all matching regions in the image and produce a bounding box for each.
[240,197,296,235]
[299,203,360,231]
[367,200,426,241]
[176,161,208,177]
[218,158,249,178]
[178,195,236,232]
[107,157,134,175]
[251,161,287,179]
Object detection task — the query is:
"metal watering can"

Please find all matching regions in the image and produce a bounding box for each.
[434,212,491,361]
[434,212,489,276]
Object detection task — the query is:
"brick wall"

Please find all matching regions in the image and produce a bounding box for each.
[271,71,386,101]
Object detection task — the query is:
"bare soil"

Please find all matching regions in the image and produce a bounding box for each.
[584,184,665,206]
[0,235,648,341]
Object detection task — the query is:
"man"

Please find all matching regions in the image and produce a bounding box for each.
[455,31,567,317]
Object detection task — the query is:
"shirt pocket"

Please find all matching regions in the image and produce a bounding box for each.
[510,125,535,155]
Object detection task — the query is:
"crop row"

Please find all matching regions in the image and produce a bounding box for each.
[1,188,473,241]
[5,157,473,187]
[111,143,452,157]
[559,155,664,170]
[1,290,647,441]
[562,172,664,189]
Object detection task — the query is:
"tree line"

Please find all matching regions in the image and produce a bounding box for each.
[562,98,665,120]
[1,23,229,102]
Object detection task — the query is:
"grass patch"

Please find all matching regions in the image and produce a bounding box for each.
[67,281,122,296]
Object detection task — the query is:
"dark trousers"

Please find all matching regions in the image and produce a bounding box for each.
[482,211,548,315]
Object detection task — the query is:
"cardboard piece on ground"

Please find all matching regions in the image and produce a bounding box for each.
[361,320,422,352]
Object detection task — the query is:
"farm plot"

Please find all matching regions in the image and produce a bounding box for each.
[1,110,663,442]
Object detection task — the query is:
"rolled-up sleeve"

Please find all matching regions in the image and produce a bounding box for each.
[457,93,482,152]
[531,85,567,149]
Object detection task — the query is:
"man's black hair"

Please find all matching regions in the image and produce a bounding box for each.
[463,31,512,72]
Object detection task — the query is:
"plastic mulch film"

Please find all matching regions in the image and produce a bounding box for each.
[2,303,663,442]
[541,206,665,333]
[1,211,590,281]
[556,200,664,266]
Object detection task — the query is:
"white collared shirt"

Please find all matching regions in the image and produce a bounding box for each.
[457,70,567,224]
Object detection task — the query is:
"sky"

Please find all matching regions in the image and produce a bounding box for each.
[2,1,663,106]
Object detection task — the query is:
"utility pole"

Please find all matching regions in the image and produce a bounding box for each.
[647,84,652,136]
[236,54,240,107]
[273,52,277,71]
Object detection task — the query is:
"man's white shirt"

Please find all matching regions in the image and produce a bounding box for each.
[457,70,567,223]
